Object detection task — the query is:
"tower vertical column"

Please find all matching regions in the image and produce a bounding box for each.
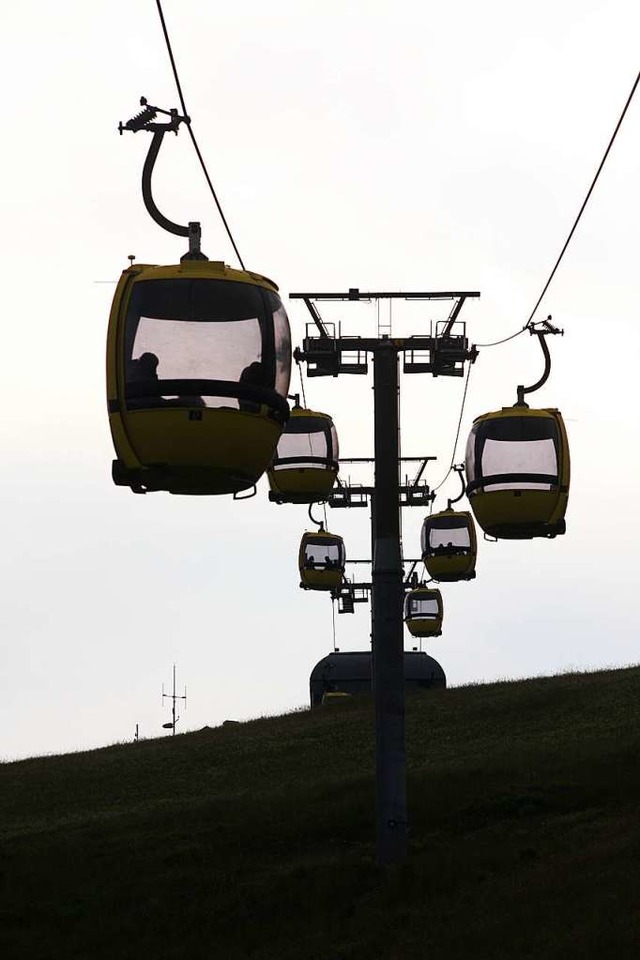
[371,342,407,865]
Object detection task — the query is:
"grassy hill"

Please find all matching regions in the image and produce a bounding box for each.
[2,666,640,959]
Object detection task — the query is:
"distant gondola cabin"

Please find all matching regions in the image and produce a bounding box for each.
[268,407,339,503]
[403,587,443,638]
[106,260,291,495]
[421,510,477,581]
[465,406,569,538]
[298,529,345,591]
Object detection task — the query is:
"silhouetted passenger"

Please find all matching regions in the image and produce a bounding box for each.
[130,352,159,381]
[238,361,266,412]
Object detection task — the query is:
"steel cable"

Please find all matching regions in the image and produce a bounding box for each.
[477,67,640,348]
[155,0,246,269]
[430,361,473,500]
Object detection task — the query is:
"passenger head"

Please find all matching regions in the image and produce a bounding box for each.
[239,361,265,385]
[136,352,159,378]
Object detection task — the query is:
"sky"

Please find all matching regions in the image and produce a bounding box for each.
[1,0,639,760]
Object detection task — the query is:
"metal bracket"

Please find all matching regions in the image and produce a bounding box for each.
[291,291,479,379]
[332,581,371,613]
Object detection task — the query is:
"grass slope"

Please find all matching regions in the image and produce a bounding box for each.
[2,667,640,959]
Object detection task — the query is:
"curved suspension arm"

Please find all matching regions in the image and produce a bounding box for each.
[308,503,324,529]
[447,465,466,509]
[516,318,563,406]
[142,130,189,238]
[119,98,205,258]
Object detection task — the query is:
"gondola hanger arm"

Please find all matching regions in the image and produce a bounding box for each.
[446,464,466,510]
[516,316,563,406]
[308,503,324,530]
[119,97,206,260]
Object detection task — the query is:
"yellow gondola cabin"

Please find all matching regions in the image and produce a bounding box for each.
[421,510,477,581]
[267,406,339,503]
[298,529,345,591]
[106,260,291,495]
[465,406,569,539]
[403,587,443,638]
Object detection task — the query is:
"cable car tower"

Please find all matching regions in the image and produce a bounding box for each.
[292,288,479,866]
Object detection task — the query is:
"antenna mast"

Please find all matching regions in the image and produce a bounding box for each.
[162,664,187,736]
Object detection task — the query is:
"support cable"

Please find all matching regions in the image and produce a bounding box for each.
[296,356,308,408]
[331,596,338,652]
[475,326,529,349]
[154,0,246,269]
[524,68,640,327]
[430,361,473,499]
[477,68,640,348]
